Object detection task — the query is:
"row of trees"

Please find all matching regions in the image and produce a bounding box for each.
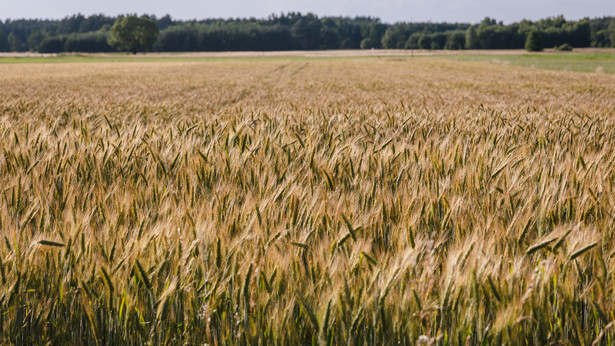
[0,13,614,53]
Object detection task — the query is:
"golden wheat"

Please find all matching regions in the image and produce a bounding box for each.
[0,57,614,344]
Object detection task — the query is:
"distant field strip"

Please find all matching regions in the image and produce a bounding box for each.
[1,50,614,75]
[446,53,615,74]
[0,58,615,344]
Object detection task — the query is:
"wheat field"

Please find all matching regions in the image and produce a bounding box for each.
[1,57,615,344]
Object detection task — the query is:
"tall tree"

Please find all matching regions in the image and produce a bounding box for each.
[27,31,46,52]
[525,31,543,52]
[465,26,479,49]
[0,30,9,52]
[7,32,21,52]
[108,16,159,54]
[381,26,405,49]
[609,18,615,47]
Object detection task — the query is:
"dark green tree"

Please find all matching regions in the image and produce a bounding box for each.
[525,31,543,51]
[465,25,479,49]
[290,14,322,50]
[0,30,9,52]
[78,14,114,33]
[39,37,66,53]
[27,31,46,52]
[59,14,85,34]
[157,15,174,30]
[360,38,376,49]
[430,32,447,49]
[381,26,405,49]
[592,30,610,47]
[444,31,465,50]
[478,25,521,49]
[7,32,22,51]
[361,22,386,49]
[340,37,354,49]
[609,18,615,47]
[66,32,113,52]
[319,26,340,49]
[417,35,431,49]
[108,16,159,53]
[404,33,421,49]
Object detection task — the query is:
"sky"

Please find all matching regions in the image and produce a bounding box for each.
[2,0,613,24]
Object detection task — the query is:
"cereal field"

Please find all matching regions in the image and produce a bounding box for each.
[1,56,615,344]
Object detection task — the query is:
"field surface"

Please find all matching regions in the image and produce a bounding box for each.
[1,55,615,344]
[2,48,615,74]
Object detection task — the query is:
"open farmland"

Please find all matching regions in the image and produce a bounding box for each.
[1,56,615,344]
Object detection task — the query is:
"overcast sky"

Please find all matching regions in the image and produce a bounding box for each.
[2,0,613,24]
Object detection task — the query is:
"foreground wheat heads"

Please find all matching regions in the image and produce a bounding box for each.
[0,58,615,344]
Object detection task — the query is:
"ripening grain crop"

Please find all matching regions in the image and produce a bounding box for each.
[0,57,615,344]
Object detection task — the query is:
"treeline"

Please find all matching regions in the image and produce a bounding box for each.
[0,13,614,53]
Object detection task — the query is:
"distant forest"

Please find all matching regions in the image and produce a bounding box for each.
[0,13,614,53]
